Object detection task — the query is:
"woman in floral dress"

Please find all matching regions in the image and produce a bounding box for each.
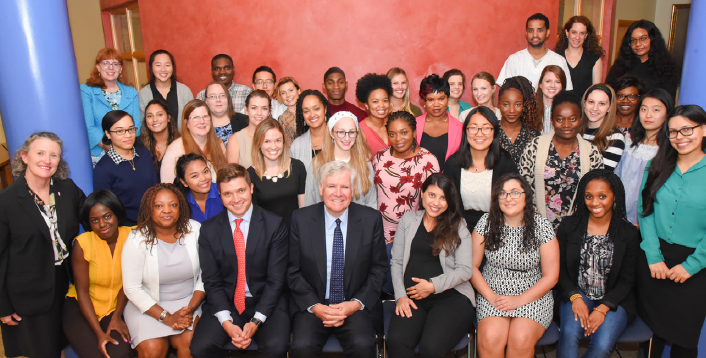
[373,111,438,293]
[519,90,603,230]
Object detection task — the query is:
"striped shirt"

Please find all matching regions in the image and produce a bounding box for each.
[583,127,625,170]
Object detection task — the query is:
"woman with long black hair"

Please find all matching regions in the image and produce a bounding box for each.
[637,105,706,357]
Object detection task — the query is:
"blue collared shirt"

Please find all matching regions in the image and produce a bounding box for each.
[323,207,349,299]
[214,205,268,324]
[187,183,223,223]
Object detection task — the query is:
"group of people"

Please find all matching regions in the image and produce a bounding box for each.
[0,11,703,358]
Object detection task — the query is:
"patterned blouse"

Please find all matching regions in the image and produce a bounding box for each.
[27,182,68,265]
[519,138,603,229]
[579,233,614,300]
[214,122,233,146]
[278,110,298,144]
[102,88,122,110]
[499,123,540,166]
[372,148,438,244]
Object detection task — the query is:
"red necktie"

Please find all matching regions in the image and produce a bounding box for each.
[233,219,246,314]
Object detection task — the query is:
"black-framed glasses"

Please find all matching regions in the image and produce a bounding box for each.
[466,126,494,135]
[616,94,639,101]
[667,125,701,139]
[499,190,525,199]
[109,127,136,136]
[334,130,358,139]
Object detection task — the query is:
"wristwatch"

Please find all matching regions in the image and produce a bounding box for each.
[250,317,262,328]
[158,310,168,323]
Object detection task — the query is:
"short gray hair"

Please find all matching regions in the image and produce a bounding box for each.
[318,160,357,187]
[11,132,70,179]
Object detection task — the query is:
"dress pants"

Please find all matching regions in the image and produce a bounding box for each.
[190,297,290,358]
[62,297,132,358]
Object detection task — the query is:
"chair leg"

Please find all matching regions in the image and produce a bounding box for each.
[647,338,652,358]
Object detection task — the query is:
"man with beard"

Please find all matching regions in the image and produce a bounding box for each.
[497,13,574,91]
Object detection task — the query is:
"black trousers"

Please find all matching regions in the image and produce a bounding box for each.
[387,291,475,358]
[62,297,132,358]
[190,297,289,358]
[290,304,377,358]
[642,335,699,358]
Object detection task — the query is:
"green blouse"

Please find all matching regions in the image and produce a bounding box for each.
[638,155,706,275]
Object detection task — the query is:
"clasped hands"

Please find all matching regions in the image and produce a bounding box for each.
[649,262,691,283]
[162,306,194,330]
[222,319,259,349]
[571,299,607,336]
[395,277,435,318]
[312,300,362,327]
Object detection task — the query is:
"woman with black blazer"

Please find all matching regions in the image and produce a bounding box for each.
[443,106,518,231]
[387,173,475,358]
[556,169,640,358]
[0,132,86,358]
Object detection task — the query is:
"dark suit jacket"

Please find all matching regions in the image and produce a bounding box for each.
[198,205,289,317]
[287,202,388,314]
[0,176,85,316]
[556,215,640,322]
[443,149,518,231]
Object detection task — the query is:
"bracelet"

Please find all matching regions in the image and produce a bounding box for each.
[569,294,582,302]
[593,307,607,316]
[158,310,168,323]
[188,305,196,313]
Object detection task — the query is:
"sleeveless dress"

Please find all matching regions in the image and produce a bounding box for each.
[474,213,555,328]
[234,129,253,169]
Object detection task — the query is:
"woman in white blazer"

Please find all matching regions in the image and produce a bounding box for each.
[121,183,204,358]
[387,173,476,358]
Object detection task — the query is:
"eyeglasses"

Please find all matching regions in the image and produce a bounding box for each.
[188,115,211,122]
[334,130,358,139]
[629,36,649,46]
[667,125,701,139]
[466,126,494,135]
[109,127,136,136]
[206,94,227,101]
[100,61,122,68]
[616,94,639,102]
[254,79,275,85]
[499,190,525,199]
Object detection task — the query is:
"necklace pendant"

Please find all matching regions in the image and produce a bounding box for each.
[272,177,278,183]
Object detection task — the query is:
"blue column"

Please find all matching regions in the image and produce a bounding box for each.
[0,0,93,193]
[678,0,706,108]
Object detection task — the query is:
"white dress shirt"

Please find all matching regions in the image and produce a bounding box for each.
[496,48,574,90]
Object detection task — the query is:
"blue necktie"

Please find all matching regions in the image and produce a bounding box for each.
[330,218,345,304]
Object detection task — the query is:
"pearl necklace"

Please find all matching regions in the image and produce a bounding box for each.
[264,171,284,183]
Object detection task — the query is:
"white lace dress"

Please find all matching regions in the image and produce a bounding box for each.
[614,136,658,224]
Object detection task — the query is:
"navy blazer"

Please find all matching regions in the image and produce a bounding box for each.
[556,215,640,322]
[198,205,289,317]
[287,202,388,314]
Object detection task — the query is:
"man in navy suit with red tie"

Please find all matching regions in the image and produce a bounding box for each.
[191,164,289,358]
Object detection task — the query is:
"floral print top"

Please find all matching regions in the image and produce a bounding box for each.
[278,110,298,144]
[519,138,603,229]
[499,123,539,166]
[373,148,438,244]
[214,122,233,146]
[102,88,122,110]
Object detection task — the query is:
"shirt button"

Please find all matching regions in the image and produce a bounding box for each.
[672,213,675,215]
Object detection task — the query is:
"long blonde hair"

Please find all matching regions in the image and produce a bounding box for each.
[181,99,227,172]
[250,118,292,180]
[580,84,618,153]
[386,67,415,115]
[312,121,372,200]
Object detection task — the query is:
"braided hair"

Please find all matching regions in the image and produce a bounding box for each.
[295,89,331,137]
[499,76,541,132]
[569,169,627,242]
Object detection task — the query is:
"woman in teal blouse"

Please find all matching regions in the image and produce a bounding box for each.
[637,104,706,358]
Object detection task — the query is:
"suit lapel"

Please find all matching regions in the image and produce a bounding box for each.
[16,179,52,242]
[344,206,361,290]
[218,212,238,277]
[311,204,327,289]
[246,207,263,281]
[93,86,112,108]
[53,183,69,243]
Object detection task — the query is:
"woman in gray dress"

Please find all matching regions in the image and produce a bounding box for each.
[121,183,204,357]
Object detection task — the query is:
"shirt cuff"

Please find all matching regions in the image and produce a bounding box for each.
[214,310,233,326]
[307,303,320,313]
[352,298,365,310]
[253,311,267,323]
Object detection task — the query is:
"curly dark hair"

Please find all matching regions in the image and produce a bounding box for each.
[605,20,679,91]
[608,75,645,95]
[555,16,605,58]
[568,169,627,242]
[641,105,706,217]
[499,76,541,132]
[295,89,331,136]
[136,183,192,248]
[629,88,674,147]
[484,173,538,252]
[419,74,450,100]
[355,73,393,104]
[420,173,463,256]
[550,90,582,119]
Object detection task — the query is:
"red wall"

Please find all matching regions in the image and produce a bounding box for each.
[139,0,560,108]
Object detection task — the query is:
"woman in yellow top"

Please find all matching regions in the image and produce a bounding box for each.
[63,190,132,358]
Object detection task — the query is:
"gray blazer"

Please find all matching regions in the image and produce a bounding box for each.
[390,211,476,306]
[138,81,194,130]
[290,130,313,169]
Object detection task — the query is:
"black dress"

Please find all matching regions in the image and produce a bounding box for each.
[559,50,600,97]
[248,158,306,226]
[605,57,678,100]
[420,132,449,168]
